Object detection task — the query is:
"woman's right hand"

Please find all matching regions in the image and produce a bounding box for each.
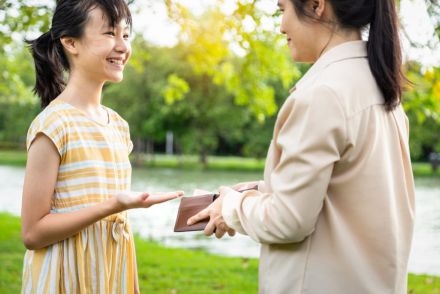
[114,190,184,211]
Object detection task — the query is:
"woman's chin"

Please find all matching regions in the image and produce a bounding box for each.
[290,54,314,64]
[289,49,302,62]
[107,74,124,83]
[291,51,317,64]
[288,48,312,64]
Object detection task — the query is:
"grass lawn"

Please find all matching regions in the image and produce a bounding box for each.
[0,150,27,166]
[1,149,439,177]
[0,213,439,293]
[412,162,440,177]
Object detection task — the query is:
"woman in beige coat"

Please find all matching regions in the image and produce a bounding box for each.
[188,0,415,293]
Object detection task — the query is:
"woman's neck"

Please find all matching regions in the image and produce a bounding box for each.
[318,28,362,59]
[56,71,109,125]
[60,71,104,110]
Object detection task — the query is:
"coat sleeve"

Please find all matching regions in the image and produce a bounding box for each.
[222,85,347,244]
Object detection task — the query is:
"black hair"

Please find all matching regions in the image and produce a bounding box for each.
[27,0,132,108]
[290,0,405,111]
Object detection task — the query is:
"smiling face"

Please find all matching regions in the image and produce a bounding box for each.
[278,0,321,63]
[71,7,131,84]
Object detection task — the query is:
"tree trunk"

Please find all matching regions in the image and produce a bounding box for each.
[146,140,155,163]
[175,142,183,167]
[200,149,208,169]
[133,138,144,167]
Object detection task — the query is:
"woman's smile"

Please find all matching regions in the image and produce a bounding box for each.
[106,56,126,70]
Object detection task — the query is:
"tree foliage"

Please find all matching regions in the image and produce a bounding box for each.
[165,0,299,121]
[0,0,438,162]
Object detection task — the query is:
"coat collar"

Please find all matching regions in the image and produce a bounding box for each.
[293,40,368,91]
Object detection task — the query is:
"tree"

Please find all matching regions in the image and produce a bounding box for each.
[0,1,51,52]
[105,36,252,167]
[165,0,300,121]
[404,63,440,160]
[426,0,440,40]
[1,0,439,163]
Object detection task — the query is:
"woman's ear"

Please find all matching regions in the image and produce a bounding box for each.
[311,0,325,18]
[60,37,79,56]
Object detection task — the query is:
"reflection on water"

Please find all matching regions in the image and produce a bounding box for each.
[1,165,439,275]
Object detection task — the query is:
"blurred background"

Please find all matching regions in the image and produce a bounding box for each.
[0,0,438,164]
[0,0,439,292]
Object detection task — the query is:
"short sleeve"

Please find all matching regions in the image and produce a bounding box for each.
[119,117,133,155]
[128,136,133,154]
[26,110,66,157]
[122,120,133,155]
[106,107,133,155]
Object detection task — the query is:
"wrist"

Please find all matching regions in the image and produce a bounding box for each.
[106,196,125,215]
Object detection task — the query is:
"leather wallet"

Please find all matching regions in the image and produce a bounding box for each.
[173,185,258,232]
[173,193,219,232]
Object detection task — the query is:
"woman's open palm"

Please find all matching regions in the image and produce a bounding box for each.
[115,190,184,210]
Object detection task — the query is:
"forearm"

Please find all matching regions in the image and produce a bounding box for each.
[222,188,322,244]
[23,197,122,250]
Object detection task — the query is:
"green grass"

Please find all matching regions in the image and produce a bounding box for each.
[136,240,258,293]
[0,213,257,293]
[1,149,439,177]
[136,154,265,172]
[0,150,27,166]
[412,162,440,177]
[0,213,439,293]
[408,275,440,294]
[0,212,24,293]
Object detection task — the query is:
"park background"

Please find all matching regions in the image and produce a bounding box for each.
[0,0,439,292]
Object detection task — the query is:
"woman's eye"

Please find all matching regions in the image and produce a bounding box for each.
[123,34,130,39]
[105,32,115,36]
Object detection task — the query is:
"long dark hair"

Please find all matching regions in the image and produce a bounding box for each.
[290,0,405,111]
[27,0,132,108]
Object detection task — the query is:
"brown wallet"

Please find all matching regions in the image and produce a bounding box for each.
[173,185,258,232]
[173,193,219,232]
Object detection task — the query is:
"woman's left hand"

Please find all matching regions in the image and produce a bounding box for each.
[114,190,184,210]
[187,186,236,239]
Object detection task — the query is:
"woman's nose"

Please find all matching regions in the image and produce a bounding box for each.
[279,22,286,35]
[115,37,129,53]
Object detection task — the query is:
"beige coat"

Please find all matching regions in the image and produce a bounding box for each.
[222,41,415,294]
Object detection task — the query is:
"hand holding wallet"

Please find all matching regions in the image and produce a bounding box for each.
[173,185,258,232]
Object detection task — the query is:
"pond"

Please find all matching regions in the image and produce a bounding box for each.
[1,165,439,275]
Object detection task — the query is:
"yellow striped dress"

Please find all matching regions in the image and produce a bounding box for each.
[22,99,136,293]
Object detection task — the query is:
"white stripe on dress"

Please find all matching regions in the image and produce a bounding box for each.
[68,238,77,293]
[37,247,52,294]
[94,223,106,294]
[48,243,59,294]
[66,126,117,134]
[56,176,130,188]
[55,188,118,199]
[63,243,71,294]
[65,140,127,151]
[59,160,131,173]
[88,227,97,292]
[23,252,33,294]
[113,242,121,294]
